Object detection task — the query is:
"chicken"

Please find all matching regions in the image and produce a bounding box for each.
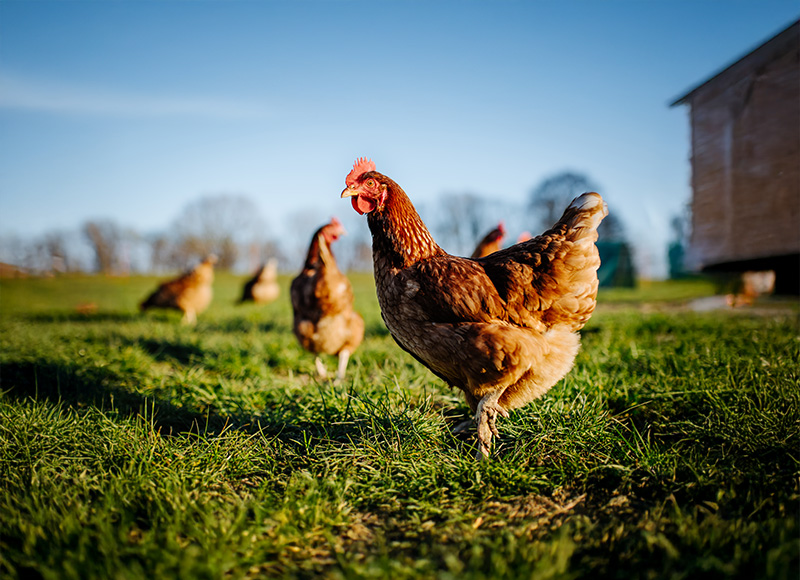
[726,270,776,308]
[140,255,217,324]
[239,259,280,304]
[341,158,607,459]
[471,222,506,258]
[290,218,364,381]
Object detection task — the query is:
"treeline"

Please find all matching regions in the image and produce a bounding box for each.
[2,171,642,277]
[2,194,304,276]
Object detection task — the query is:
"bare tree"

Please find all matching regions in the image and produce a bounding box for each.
[284,208,328,272]
[0,234,27,269]
[343,239,373,272]
[241,239,285,273]
[42,231,69,273]
[260,240,287,271]
[2,229,94,274]
[83,219,123,274]
[170,194,267,271]
[528,171,599,231]
[528,170,625,242]
[24,238,51,273]
[146,234,172,273]
[435,192,491,256]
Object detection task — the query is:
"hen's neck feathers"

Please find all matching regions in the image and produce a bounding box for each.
[303,229,335,271]
[366,176,445,269]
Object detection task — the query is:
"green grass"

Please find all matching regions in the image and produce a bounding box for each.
[1,273,798,579]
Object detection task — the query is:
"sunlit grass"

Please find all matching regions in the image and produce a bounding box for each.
[597,276,717,303]
[1,273,798,579]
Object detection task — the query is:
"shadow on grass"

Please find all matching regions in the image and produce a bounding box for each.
[1,361,221,436]
[0,360,409,453]
[196,318,286,334]
[136,338,205,366]
[21,311,141,324]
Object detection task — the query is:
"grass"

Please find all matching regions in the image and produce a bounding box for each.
[0,272,798,579]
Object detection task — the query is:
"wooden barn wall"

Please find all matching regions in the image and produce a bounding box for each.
[687,32,799,271]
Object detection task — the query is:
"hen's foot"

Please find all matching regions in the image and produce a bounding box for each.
[475,394,509,461]
[315,357,328,380]
[336,349,351,381]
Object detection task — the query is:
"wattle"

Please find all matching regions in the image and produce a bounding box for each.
[353,195,376,215]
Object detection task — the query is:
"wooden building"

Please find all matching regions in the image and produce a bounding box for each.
[671,20,799,294]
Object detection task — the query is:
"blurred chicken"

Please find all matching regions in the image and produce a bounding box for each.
[471,222,506,258]
[140,255,217,324]
[290,218,364,380]
[726,270,776,307]
[239,259,280,304]
[75,302,98,316]
[342,158,607,459]
[516,231,532,244]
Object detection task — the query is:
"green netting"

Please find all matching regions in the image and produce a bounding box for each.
[597,241,636,287]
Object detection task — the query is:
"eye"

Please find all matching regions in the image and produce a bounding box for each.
[366,179,375,187]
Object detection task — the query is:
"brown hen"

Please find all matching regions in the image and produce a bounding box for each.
[290,218,364,381]
[342,158,607,459]
[471,222,506,258]
[140,254,217,324]
[239,259,280,304]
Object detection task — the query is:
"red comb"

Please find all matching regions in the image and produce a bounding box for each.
[330,216,341,226]
[345,157,376,186]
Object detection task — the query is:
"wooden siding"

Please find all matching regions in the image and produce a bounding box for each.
[676,21,800,272]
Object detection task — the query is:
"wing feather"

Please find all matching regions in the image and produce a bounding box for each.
[389,193,605,333]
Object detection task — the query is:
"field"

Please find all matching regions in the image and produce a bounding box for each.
[1,272,798,579]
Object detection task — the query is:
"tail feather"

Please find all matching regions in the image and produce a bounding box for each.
[561,192,608,240]
[542,192,607,330]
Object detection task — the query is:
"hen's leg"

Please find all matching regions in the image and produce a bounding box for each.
[475,390,509,461]
[336,349,351,381]
[182,309,197,325]
[314,356,328,379]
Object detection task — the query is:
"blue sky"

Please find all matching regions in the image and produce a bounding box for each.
[1,0,798,276]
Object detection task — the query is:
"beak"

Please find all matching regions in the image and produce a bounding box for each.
[341,186,357,198]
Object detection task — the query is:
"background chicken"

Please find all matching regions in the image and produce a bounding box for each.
[471,222,506,258]
[239,258,280,304]
[140,254,217,324]
[342,158,607,459]
[290,218,364,381]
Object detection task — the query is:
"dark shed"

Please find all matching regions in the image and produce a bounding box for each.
[671,20,799,294]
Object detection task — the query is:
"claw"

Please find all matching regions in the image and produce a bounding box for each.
[488,413,500,438]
